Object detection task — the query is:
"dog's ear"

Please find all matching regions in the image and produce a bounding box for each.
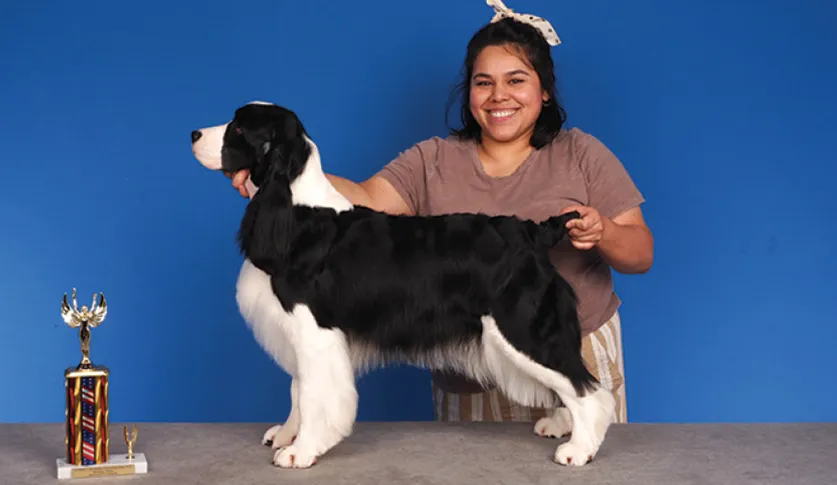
[262,120,310,185]
[249,132,309,190]
[236,114,310,263]
[248,147,272,188]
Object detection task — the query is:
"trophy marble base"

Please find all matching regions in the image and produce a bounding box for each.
[56,453,148,479]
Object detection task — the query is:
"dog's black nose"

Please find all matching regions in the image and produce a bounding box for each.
[191,130,202,143]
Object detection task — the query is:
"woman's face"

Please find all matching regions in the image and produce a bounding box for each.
[469,44,548,146]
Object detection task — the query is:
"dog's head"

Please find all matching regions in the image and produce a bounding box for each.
[191,101,311,189]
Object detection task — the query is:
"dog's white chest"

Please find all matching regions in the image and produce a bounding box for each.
[235,259,298,375]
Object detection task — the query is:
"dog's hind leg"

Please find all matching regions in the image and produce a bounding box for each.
[262,377,301,449]
[272,304,358,469]
[480,315,615,466]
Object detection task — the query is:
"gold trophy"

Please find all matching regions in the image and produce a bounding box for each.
[56,288,148,479]
[124,425,138,460]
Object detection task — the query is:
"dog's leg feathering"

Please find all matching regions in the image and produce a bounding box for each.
[480,315,615,466]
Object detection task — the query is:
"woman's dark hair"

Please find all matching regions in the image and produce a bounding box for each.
[446,17,567,149]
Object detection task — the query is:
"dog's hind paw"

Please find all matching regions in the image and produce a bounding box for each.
[273,445,318,469]
[554,442,594,467]
[262,424,297,449]
[534,407,572,438]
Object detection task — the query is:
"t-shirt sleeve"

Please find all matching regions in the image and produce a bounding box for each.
[574,130,645,220]
[374,138,438,215]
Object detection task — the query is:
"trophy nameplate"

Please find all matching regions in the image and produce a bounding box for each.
[55,288,149,479]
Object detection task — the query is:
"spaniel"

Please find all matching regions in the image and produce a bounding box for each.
[190,101,615,469]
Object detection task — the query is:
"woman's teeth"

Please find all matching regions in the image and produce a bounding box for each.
[490,109,516,120]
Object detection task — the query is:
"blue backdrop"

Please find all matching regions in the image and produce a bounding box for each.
[2,0,835,424]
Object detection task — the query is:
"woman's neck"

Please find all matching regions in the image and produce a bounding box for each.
[477,134,534,178]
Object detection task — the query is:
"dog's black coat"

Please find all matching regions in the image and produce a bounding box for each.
[223,103,598,395]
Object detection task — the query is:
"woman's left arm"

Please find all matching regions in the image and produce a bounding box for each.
[598,206,654,274]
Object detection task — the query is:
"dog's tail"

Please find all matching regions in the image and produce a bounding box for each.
[536,211,580,248]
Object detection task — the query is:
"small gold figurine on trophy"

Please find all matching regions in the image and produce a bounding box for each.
[56,288,149,479]
[62,288,108,370]
[123,425,138,460]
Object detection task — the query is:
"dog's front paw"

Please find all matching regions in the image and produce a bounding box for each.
[554,442,594,467]
[273,445,318,469]
[534,408,572,438]
[262,424,297,449]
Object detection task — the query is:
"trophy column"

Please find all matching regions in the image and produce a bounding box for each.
[64,367,110,465]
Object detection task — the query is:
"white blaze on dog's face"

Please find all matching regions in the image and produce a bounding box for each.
[191,123,227,170]
[190,101,309,193]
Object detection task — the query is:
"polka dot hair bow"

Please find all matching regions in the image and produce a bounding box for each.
[486,0,561,46]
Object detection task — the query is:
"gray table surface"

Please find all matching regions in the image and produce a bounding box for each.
[3,421,836,484]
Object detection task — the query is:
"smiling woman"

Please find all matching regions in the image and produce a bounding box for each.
[468,46,550,178]
[449,20,565,179]
[228,8,653,428]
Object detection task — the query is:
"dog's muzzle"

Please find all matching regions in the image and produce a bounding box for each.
[191,123,227,171]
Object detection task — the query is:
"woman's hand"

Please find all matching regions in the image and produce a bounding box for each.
[560,204,654,274]
[560,205,605,250]
[225,169,251,198]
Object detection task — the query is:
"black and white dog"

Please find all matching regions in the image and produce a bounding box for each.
[190,101,615,468]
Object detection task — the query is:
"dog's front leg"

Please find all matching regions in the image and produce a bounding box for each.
[272,305,358,469]
[262,377,301,449]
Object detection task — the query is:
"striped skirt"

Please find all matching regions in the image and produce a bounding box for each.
[431,310,627,423]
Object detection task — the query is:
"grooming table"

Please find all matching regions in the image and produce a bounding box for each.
[3,421,835,484]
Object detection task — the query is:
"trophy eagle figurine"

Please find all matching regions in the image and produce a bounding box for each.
[61,288,107,368]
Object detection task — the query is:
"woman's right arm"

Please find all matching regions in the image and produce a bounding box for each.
[327,174,413,215]
[229,170,412,216]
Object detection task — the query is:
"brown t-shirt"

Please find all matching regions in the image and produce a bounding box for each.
[376,128,644,392]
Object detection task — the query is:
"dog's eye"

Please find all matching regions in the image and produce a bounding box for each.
[234,127,243,134]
